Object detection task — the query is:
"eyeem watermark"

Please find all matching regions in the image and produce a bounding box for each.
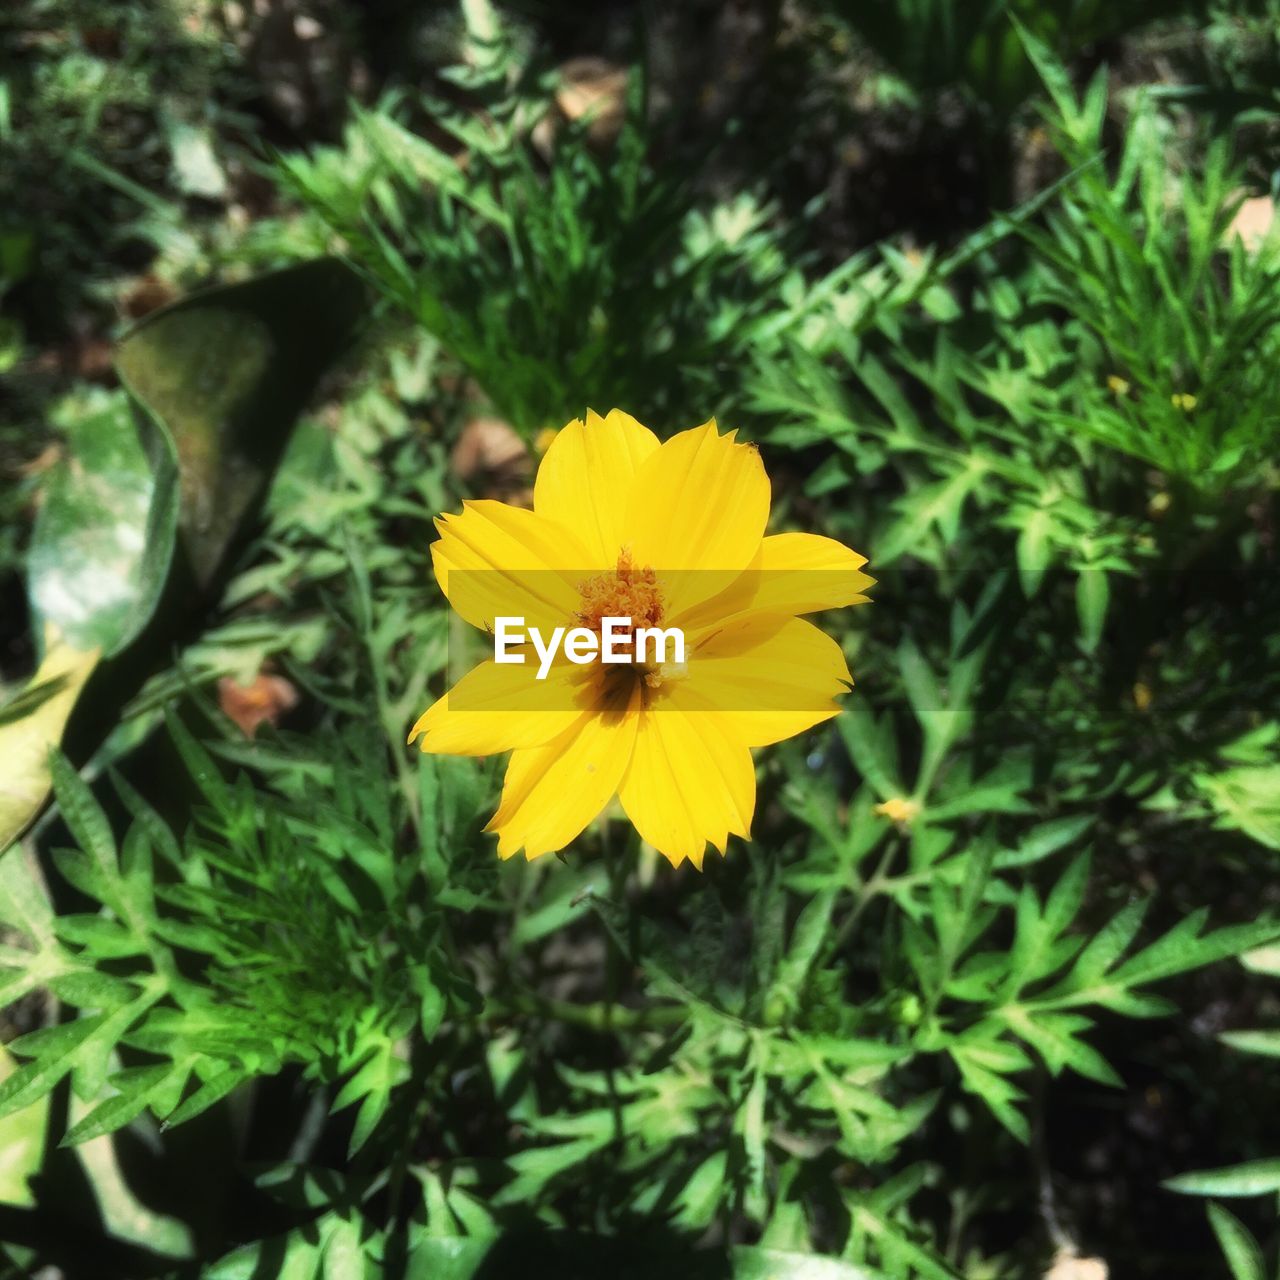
[494,616,685,680]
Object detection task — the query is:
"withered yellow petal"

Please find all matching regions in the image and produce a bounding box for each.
[534,409,660,568]
[618,703,754,869]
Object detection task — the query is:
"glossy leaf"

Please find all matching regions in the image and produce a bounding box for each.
[27,391,177,658]
[115,257,367,586]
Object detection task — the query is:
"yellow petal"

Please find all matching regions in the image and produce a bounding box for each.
[618,703,754,869]
[408,658,587,756]
[681,531,873,634]
[624,421,770,618]
[675,615,851,747]
[534,409,660,567]
[431,499,591,633]
[486,682,641,859]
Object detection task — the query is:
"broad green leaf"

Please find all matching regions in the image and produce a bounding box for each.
[116,257,367,586]
[0,1046,48,1207]
[0,630,99,852]
[26,391,177,657]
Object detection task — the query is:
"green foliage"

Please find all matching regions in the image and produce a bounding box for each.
[278,77,804,433]
[4,2,1280,1277]
[0,728,459,1158]
[820,0,1173,113]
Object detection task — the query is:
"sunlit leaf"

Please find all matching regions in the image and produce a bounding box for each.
[0,627,99,852]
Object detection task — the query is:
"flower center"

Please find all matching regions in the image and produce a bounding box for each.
[576,550,664,645]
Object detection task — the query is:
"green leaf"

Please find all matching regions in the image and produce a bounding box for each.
[672,1151,727,1231]
[1075,568,1109,653]
[1219,1029,1280,1059]
[61,1063,177,1146]
[115,257,367,586]
[331,1032,412,1157]
[1164,1159,1280,1197]
[1015,508,1052,597]
[0,844,56,943]
[162,1065,246,1129]
[27,391,177,657]
[49,754,118,890]
[1207,1203,1265,1280]
[0,1016,106,1119]
[494,1135,612,1205]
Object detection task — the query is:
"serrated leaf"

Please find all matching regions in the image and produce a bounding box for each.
[61,1063,175,1146]
[49,754,118,887]
[163,1065,246,1129]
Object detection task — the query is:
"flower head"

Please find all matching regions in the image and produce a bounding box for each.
[410,409,872,868]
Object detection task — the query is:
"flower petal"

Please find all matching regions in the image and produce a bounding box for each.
[431,499,592,633]
[534,409,661,567]
[618,703,754,869]
[681,532,873,634]
[409,658,587,756]
[675,615,851,747]
[624,421,770,618]
[486,682,641,859]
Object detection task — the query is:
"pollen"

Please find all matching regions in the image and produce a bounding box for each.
[576,549,665,640]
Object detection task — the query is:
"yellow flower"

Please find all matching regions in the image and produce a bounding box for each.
[1170,392,1197,411]
[409,409,872,868]
[874,796,920,825]
[1106,375,1130,398]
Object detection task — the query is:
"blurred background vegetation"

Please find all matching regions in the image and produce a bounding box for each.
[3,1,1280,1278]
